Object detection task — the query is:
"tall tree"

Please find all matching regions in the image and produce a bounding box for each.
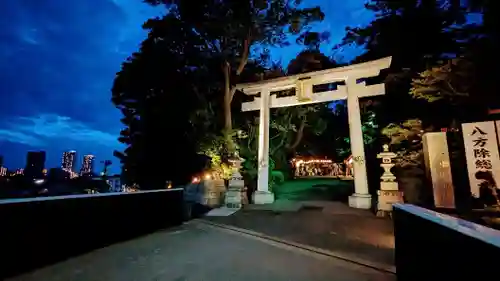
[339,0,467,70]
[410,57,487,122]
[145,0,325,153]
[112,15,214,188]
[461,0,500,109]
[336,0,471,126]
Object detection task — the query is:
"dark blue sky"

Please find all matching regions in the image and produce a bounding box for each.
[0,0,372,173]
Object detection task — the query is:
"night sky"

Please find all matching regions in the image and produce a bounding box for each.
[0,0,372,174]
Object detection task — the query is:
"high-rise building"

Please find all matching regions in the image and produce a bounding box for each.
[25,151,46,179]
[0,155,5,177]
[61,150,76,172]
[0,167,7,177]
[80,154,95,175]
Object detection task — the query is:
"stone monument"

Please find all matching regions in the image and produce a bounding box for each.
[422,132,455,208]
[224,153,247,209]
[202,179,226,207]
[376,144,403,217]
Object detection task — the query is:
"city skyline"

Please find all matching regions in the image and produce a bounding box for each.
[0,150,107,174]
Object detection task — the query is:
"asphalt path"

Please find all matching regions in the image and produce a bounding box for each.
[9,221,395,281]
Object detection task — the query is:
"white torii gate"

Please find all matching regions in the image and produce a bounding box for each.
[236,57,392,209]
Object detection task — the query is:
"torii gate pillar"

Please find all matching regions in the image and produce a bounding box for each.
[237,57,392,209]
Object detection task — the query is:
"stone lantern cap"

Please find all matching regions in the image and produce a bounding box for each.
[228,152,245,169]
[377,144,397,159]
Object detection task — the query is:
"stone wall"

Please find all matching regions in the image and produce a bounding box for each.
[0,189,184,279]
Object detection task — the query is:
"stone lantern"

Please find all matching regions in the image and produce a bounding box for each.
[224,152,248,209]
[376,144,403,217]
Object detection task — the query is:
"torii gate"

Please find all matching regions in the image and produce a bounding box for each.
[236,57,392,209]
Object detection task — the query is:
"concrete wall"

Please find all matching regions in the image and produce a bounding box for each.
[0,189,184,279]
[394,204,500,281]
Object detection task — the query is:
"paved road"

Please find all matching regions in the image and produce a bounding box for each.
[9,222,395,281]
[205,201,395,267]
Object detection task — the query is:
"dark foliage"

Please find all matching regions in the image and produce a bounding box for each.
[336,0,499,131]
[113,1,326,187]
[112,14,213,188]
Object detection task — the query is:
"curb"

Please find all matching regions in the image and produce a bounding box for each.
[195,219,396,275]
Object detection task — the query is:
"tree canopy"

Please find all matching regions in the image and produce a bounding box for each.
[112,14,214,187]
[339,0,468,70]
[335,0,499,130]
[146,0,325,139]
[112,0,328,187]
[111,0,498,193]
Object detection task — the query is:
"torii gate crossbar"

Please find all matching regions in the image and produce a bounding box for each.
[237,57,392,209]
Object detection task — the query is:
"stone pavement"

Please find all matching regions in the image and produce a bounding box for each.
[203,201,395,270]
[8,221,395,281]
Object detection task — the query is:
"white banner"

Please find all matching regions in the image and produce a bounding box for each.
[462,121,500,198]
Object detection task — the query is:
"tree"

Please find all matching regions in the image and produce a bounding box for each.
[287,49,338,75]
[344,0,493,136]
[381,118,432,204]
[296,31,331,51]
[409,57,488,124]
[460,0,500,109]
[410,58,474,104]
[112,14,214,188]
[382,119,429,168]
[144,0,325,154]
[339,0,467,70]
[336,0,471,126]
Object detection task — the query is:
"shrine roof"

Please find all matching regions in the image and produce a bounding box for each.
[235,56,392,95]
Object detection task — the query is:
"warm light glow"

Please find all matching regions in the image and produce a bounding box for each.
[293,159,333,168]
[192,177,200,184]
[34,179,45,185]
[292,157,350,178]
[68,170,79,179]
[204,174,212,180]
